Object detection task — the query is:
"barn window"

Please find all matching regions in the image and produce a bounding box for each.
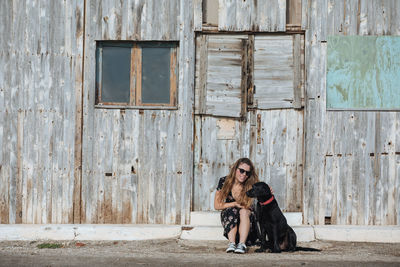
[96,41,178,108]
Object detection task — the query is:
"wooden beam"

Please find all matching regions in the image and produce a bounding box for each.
[240,38,249,120]
[73,0,86,224]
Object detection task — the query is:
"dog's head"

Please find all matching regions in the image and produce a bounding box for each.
[246,182,273,200]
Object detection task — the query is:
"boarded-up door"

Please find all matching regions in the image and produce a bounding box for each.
[193,33,304,212]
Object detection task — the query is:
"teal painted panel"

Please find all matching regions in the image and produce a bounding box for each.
[327,36,400,110]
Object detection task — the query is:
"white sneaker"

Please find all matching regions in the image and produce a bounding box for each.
[226,242,236,253]
[234,243,247,254]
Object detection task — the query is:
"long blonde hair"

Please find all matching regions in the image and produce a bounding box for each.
[219,158,259,209]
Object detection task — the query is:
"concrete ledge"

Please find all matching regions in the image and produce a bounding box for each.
[314,225,400,243]
[0,224,181,241]
[180,226,225,241]
[1,224,399,243]
[0,225,75,241]
[294,226,316,242]
[190,211,221,226]
[180,225,315,242]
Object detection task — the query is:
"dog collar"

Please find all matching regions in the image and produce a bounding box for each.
[259,196,274,206]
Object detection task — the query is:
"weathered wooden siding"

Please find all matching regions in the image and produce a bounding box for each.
[194,33,304,115]
[1,0,399,227]
[193,31,305,213]
[194,34,246,118]
[0,1,84,224]
[89,0,179,40]
[252,109,304,212]
[193,109,304,212]
[254,35,294,109]
[193,115,249,211]
[194,0,203,31]
[218,0,286,32]
[81,0,194,224]
[304,0,400,225]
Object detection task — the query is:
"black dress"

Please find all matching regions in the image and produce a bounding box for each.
[216,176,258,246]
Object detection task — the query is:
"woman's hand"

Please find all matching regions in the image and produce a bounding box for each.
[214,190,246,210]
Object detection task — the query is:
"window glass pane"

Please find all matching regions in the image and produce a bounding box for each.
[101,46,131,103]
[141,47,171,104]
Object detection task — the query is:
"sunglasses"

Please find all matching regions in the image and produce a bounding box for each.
[238,168,251,176]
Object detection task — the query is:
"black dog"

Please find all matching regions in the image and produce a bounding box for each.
[246,182,321,253]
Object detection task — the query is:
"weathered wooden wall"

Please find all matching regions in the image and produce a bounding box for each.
[0,0,194,225]
[1,0,399,227]
[196,0,286,31]
[194,0,400,226]
[218,0,286,32]
[304,0,400,225]
[193,0,304,215]
[252,109,304,212]
[193,116,248,211]
[81,0,194,224]
[0,0,84,224]
[193,109,304,212]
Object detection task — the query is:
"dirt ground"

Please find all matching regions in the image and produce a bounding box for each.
[0,239,399,267]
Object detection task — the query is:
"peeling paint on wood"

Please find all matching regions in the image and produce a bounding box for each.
[216,119,236,140]
[327,36,400,110]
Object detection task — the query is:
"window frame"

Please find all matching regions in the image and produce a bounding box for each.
[95,41,179,109]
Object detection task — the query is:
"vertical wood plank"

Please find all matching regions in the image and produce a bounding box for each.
[235,0,252,31]
[303,0,328,225]
[240,39,248,119]
[293,34,302,109]
[301,0,309,30]
[73,0,85,224]
[324,156,332,221]
[247,35,254,107]
[195,34,208,114]
[193,0,203,31]
[218,0,236,31]
[170,47,178,106]
[286,109,303,211]
[15,110,24,223]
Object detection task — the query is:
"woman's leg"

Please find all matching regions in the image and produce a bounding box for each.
[227,226,238,243]
[238,209,251,244]
[221,207,240,243]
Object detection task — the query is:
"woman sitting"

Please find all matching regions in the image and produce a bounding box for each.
[214,158,260,254]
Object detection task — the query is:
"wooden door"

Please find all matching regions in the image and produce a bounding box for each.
[193,33,304,212]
